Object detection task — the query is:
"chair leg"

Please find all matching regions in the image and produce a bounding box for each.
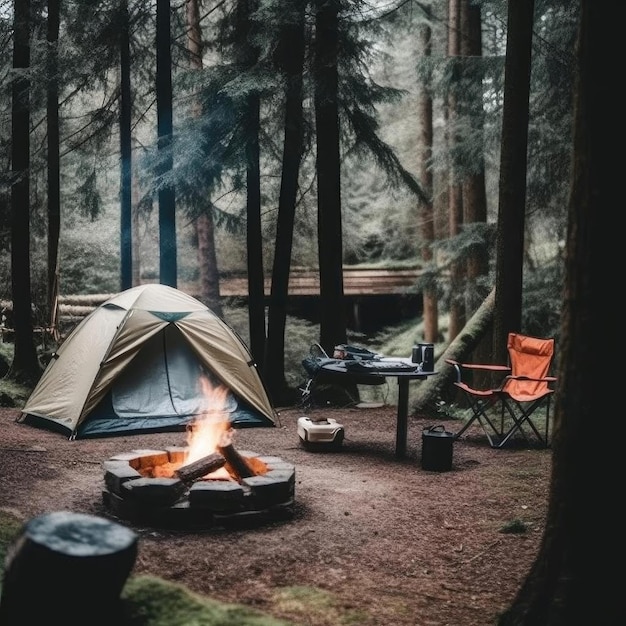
[455,396,502,447]
[544,397,551,445]
[299,378,314,412]
[496,398,550,448]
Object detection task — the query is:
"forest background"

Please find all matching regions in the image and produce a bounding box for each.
[0,0,573,403]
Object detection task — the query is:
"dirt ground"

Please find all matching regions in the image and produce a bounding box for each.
[0,403,551,626]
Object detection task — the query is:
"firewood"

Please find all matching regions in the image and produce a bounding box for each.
[217,443,256,479]
[174,452,226,483]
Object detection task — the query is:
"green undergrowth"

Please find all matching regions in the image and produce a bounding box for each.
[120,575,294,626]
[0,510,294,625]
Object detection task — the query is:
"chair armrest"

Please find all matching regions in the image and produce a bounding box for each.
[310,343,329,358]
[445,359,510,383]
[503,375,557,383]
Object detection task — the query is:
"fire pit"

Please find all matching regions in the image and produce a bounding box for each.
[101,415,295,529]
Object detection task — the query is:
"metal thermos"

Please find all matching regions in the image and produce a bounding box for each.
[411,345,421,363]
[419,343,434,372]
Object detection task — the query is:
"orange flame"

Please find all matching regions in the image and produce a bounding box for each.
[184,374,233,468]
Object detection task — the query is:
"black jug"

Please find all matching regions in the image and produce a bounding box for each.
[418,343,434,372]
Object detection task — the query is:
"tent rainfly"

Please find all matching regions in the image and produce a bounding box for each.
[19,284,277,439]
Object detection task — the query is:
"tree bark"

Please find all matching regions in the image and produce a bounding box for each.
[492,1,535,362]
[131,175,142,286]
[119,0,133,290]
[47,0,61,326]
[460,1,492,383]
[498,2,620,623]
[264,0,306,404]
[185,0,223,317]
[446,0,465,342]
[156,0,177,287]
[229,0,265,367]
[416,7,439,346]
[196,211,223,316]
[9,0,40,385]
[460,2,489,314]
[314,0,348,357]
[245,94,265,367]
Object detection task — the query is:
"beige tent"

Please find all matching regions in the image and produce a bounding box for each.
[19,284,277,439]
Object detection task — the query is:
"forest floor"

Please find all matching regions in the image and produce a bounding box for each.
[0,403,551,626]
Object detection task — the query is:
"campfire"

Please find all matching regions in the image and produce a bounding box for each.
[102,378,294,529]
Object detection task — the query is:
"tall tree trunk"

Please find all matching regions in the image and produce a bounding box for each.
[416,7,439,346]
[195,212,222,315]
[232,0,265,367]
[264,0,306,404]
[460,1,489,314]
[314,0,348,356]
[498,2,619,623]
[131,176,142,286]
[156,0,177,287]
[184,0,222,317]
[461,1,492,379]
[46,0,61,339]
[492,1,535,362]
[119,0,133,290]
[10,0,40,384]
[446,0,465,341]
[245,93,265,366]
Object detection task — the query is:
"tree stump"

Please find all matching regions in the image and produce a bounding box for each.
[0,511,138,625]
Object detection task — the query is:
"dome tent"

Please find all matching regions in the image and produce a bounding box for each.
[19,284,277,439]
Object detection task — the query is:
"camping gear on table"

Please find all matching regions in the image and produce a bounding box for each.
[411,343,435,372]
[300,343,387,408]
[19,284,277,439]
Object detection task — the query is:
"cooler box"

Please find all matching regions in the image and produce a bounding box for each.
[298,416,345,451]
[421,424,454,471]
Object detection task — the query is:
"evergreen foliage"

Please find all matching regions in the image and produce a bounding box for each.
[0,0,579,354]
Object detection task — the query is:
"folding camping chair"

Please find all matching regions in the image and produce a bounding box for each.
[446,332,556,448]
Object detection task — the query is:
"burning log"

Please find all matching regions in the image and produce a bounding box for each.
[175,452,226,483]
[218,443,256,479]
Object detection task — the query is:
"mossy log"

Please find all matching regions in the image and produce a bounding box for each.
[411,288,495,415]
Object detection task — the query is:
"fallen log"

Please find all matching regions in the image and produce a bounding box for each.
[411,287,496,415]
[218,443,256,479]
[175,452,226,483]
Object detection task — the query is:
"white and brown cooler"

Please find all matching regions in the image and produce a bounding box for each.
[297,416,345,451]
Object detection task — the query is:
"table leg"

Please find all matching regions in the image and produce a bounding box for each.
[396,378,409,458]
